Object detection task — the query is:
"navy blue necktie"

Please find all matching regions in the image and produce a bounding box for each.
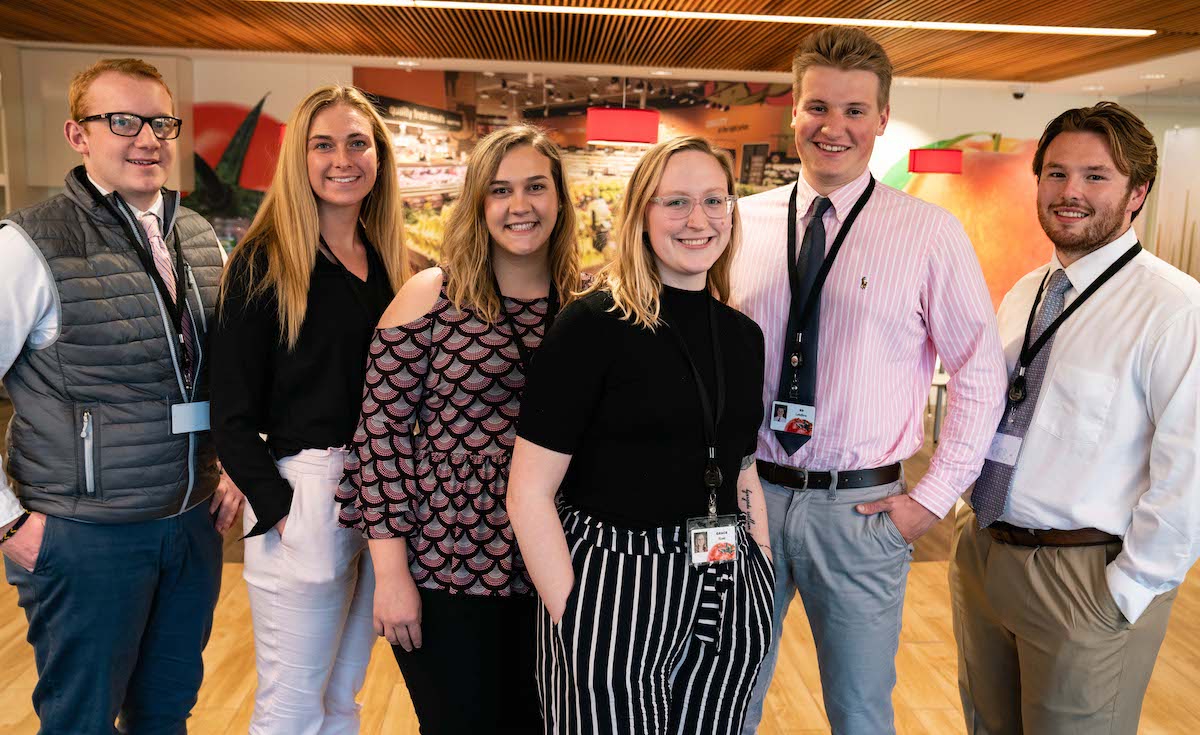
[775,196,832,455]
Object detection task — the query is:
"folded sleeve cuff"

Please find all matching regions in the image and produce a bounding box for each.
[909,475,958,519]
[1105,561,1158,625]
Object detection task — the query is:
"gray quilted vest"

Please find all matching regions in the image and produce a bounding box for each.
[2,166,223,523]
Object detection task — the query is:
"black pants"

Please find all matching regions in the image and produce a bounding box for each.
[394,587,542,734]
[537,508,775,735]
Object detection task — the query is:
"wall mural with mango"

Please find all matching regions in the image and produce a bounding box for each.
[882,133,1053,309]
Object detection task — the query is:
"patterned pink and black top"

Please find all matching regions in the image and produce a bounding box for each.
[337,287,549,596]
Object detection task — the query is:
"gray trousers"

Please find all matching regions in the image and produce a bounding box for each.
[741,477,912,734]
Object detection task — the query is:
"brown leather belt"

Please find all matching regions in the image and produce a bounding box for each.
[988,521,1121,548]
[757,461,901,491]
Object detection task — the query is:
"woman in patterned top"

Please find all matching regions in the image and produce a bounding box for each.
[337,124,579,734]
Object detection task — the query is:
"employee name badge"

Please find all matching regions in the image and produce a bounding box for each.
[171,401,211,434]
[770,400,814,436]
[985,431,1022,467]
[687,515,739,567]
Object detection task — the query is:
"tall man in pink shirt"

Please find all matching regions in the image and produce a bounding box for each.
[733,28,1007,734]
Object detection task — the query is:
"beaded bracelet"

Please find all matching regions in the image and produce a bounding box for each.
[0,511,30,545]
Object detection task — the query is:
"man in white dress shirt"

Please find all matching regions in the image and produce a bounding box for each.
[951,101,1200,734]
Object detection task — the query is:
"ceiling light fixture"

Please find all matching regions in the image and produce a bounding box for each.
[251,1,1157,37]
[908,149,963,174]
[1082,84,1105,92]
[1138,73,1167,80]
[586,107,660,145]
[396,59,420,66]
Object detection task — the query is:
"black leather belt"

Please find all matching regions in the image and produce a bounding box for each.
[757,461,901,491]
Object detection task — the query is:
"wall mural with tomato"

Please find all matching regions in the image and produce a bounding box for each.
[882,133,1054,309]
[182,96,286,252]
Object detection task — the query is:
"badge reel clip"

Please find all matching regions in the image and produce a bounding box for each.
[687,450,738,568]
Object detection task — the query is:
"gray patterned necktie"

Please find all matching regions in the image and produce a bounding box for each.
[972,269,1072,528]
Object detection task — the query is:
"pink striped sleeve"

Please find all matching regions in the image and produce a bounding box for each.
[908,215,1008,517]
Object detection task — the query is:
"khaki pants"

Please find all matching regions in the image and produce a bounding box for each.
[949,505,1176,735]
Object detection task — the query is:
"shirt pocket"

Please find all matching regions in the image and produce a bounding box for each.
[1032,362,1117,446]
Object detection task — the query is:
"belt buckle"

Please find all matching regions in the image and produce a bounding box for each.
[799,468,808,492]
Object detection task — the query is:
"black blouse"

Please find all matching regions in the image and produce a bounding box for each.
[210,240,394,536]
[517,285,765,528]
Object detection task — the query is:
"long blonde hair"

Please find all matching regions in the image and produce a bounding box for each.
[219,85,408,348]
[441,124,579,323]
[584,136,741,330]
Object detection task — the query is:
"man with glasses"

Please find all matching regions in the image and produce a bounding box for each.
[0,58,242,733]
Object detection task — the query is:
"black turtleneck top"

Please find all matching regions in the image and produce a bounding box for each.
[517,285,765,528]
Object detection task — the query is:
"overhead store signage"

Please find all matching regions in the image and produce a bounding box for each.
[374,94,464,131]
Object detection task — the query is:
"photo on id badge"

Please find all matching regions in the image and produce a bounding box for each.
[771,401,813,436]
[689,523,737,566]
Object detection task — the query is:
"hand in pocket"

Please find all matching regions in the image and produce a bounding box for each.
[1,513,48,573]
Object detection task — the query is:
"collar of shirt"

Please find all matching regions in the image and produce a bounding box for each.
[793,167,873,224]
[1049,226,1139,297]
[86,173,165,225]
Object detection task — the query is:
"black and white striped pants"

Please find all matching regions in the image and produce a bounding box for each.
[536,507,775,735]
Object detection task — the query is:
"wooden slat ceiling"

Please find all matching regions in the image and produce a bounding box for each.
[1,0,1197,82]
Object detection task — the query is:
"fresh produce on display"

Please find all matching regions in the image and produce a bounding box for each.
[760,155,802,188]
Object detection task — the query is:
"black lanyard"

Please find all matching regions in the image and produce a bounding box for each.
[491,274,560,375]
[1008,242,1141,405]
[661,292,726,499]
[784,177,875,372]
[84,173,193,360]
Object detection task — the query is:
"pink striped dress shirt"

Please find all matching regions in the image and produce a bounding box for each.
[731,169,1007,518]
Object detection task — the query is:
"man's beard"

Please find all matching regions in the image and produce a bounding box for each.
[1038,189,1132,260]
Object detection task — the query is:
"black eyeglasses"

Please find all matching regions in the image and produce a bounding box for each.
[76,112,183,141]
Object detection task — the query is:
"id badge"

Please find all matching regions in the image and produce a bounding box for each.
[984,431,1022,467]
[170,401,211,434]
[770,401,814,436]
[686,515,739,567]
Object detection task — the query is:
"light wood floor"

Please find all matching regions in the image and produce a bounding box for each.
[3,560,1200,734]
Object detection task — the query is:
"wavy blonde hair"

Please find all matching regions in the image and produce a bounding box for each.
[441,124,579,323]
[584,136,741,330]
[219,85,408,348]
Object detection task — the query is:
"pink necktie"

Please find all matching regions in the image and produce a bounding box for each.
[139,211,196,385]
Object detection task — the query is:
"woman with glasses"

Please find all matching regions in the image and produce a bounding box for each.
[337,124,580,734]
[508,136,775,734]
[209,85,407,735]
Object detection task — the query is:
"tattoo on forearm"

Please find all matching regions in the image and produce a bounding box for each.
[740,485,756,526]
[740,454,755,470]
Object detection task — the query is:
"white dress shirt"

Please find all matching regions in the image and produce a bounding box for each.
[0,178,165,526]
[997,226,1200,623]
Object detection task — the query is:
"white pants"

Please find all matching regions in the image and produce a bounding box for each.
[243,448,377,735]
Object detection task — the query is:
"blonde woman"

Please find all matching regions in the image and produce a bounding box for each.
[508,136,775,734]
[337,124,579,734]
[210,85,407,735]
